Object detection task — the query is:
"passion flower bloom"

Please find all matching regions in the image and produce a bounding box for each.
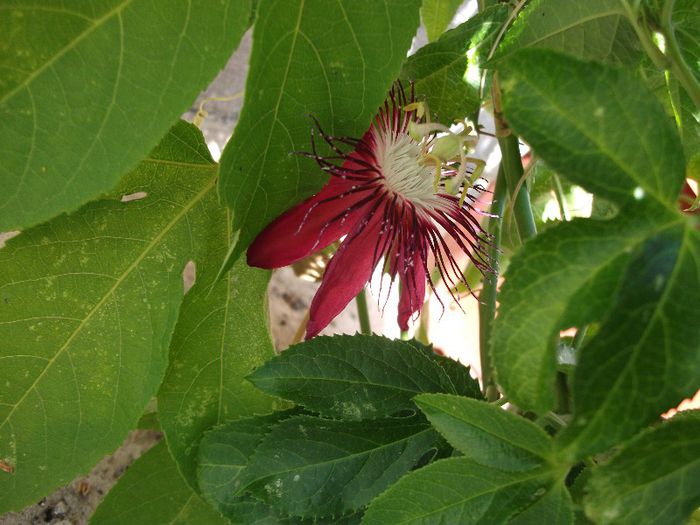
[247,84,491,338]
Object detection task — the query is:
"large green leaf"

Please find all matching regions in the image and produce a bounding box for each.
[557,225,700,457]
[584,413,700,525]
[157,235,278,488]
[247,335,481,420]
[401,6,508,124]
[420,0,463,42]
[492,213,655,412]
[493,0,640,65]
[361,457,554,525]
[90,441,227,525]
[0,121,217,511]
[0,0,250,231]
[493,50,693,414]
[218,0,421,265]
[415,394,552,472]
[237,414,441,518]
[500,49,685,209]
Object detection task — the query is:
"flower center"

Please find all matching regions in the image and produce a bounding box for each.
[374,129,437,209]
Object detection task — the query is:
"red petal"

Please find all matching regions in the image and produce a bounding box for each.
[680,180,699,215]
[247,164,376,268]
[397,244,426,331]
[305,202,386,338]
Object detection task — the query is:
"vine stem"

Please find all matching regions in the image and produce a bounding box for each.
[573,325,588,351]
[492,69,537,242]
[497,132,537,242]
[552,173,571,221]
[478,167,507,401]
[356,288,372,335]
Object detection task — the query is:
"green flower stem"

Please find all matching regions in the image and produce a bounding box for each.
[415,299,430,345]
[573,325,588,351]
[552,173,571,221]
[479,167,507,402]
[356,288,372,335]
[498,133,538,241]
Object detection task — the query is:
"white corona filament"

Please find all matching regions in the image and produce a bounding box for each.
[373,128,443,211]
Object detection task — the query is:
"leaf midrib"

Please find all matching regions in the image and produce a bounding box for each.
[241,424,434,491]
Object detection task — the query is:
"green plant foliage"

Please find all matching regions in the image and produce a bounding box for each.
[247,335,481,420]
[673,0,700,85]
[2,1,700,522]
[401,5,508,124]
[0,0,251,231]
[493,50,698,434]
[0,121,219,511]
[198,411,303,524]
[235,414,441,519]
[218,0,422,267]
[90,441,227,525]
[415,394,552,472]
[557,226,700,457]
[671,0,700,158]
[584,413,700,525]
[500,50,684,209]
[157,243,278,488]
[361,457,556,525]
[420,0,463,42]
[493,0,641,64]
[508,483,574,525]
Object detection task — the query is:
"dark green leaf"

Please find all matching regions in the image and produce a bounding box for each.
[557,225,700,457]
[415,394,552,471]
[671,0,700,157]
[158,245,278,488]
[584,413,700,525]
[197,411,300,524]
[492,213,656,412]
[494,0,640,65]
[673,0,700,85]
[90,441,227,525]
[420,0,463,42]
[401,6,508,124]
[247,335,481,420]
[219,0,421,265]
[0,121,220,511]
[238,414,441,518]
[0,0,250,230]
[500,49,685,209]
[508,483,574,525]
[362,457,554,525]
[493,49,696,416]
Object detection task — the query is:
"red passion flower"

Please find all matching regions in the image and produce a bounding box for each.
[247,84,492,339]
